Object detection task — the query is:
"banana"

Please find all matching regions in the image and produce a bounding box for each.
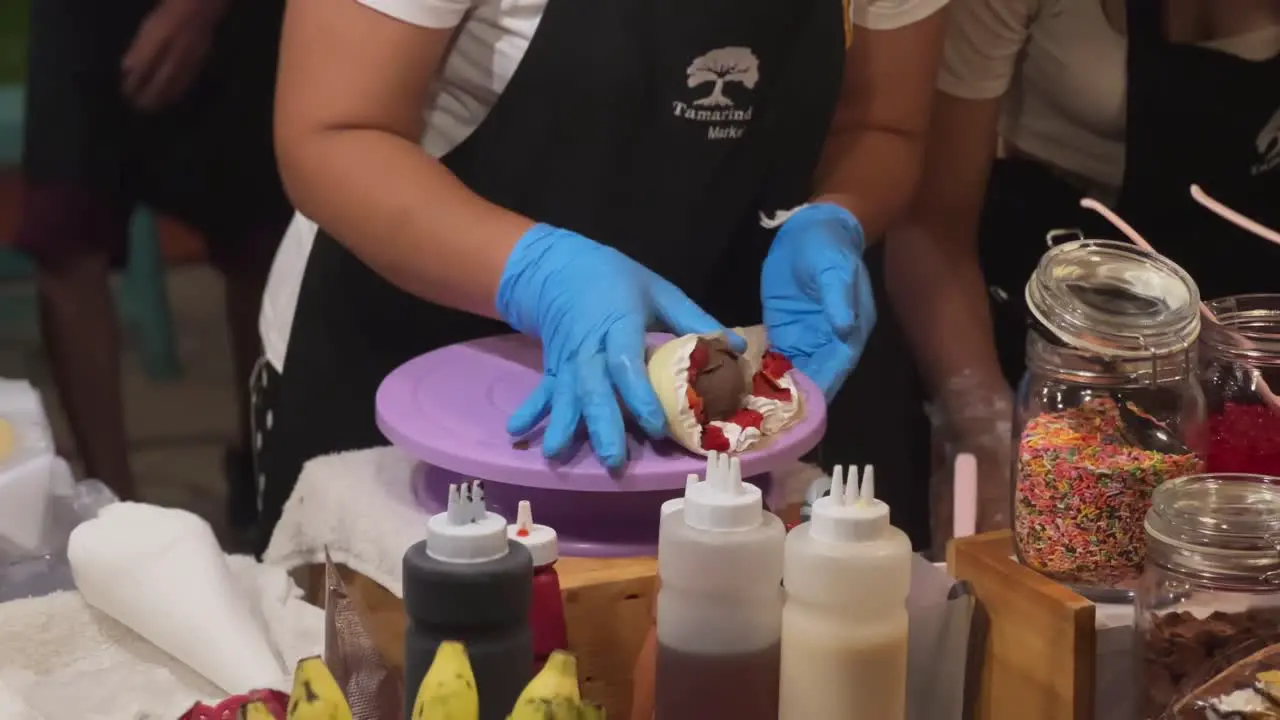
[411,640,480,720]
[287,656,354,720]
[239,700,280,720]
[508,650,605,720]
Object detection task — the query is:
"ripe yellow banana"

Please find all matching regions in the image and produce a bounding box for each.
[239,700,280,720]
[287,656,354,720]
[508,650,604,720]
[412,640,480,720]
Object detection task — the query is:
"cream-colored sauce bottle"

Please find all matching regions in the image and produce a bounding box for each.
[779,465,911,720]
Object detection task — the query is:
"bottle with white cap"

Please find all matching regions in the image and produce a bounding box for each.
[506,500,567,671]
[655,451,786,720]
[778,465,911,720]
[402,480,533,720]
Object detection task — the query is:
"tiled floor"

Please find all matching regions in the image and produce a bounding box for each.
[0,265,240,543]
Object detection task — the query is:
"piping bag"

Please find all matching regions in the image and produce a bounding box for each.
[67,503,286,695]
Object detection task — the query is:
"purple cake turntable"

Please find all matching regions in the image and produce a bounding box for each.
[376,334,825,556]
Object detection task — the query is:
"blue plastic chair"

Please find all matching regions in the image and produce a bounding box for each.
[0,84,181,380]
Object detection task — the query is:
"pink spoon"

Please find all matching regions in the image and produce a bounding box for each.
[1190,184,1280,248]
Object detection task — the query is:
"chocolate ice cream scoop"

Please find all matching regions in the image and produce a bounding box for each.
[691,337,746,421]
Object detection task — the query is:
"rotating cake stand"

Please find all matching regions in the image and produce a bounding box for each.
[376,334,826,556]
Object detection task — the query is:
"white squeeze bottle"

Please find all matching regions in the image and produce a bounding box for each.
[655,452,786,720]
[779,465,912,720]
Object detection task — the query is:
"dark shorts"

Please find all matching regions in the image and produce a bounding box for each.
[17,0,288,266]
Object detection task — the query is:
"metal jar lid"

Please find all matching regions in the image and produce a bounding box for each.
[1026,239,1201,358]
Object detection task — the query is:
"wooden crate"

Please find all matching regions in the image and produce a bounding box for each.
[947,531,1097,720]
[304,555,658,719]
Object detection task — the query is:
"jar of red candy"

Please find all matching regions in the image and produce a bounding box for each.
[1200,294,1280,477]
[1013,240,1206,602]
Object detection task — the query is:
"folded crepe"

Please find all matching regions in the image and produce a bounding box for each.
[646,325,803,455]
[1171,643,1280,719]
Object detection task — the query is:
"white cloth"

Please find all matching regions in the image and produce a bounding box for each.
[0,555,324,720]
[264,448,427,597]
[258,0,950,371]
[263,446,825,597]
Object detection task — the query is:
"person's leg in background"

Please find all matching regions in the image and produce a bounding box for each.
[17,0,145,500]
[19,192,137,499]
[153,0,288,537]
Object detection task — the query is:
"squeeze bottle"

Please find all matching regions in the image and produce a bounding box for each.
[779,465,911,720]
[507,500,567,672]
[655,452,785,720]
[402,481,533,720]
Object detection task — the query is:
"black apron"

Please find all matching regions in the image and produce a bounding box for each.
[982,1,1280,387]
[257,0,846,543]
[1118,0,1280,301]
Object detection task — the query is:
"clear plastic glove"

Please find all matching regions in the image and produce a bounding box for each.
[761,203,875,402]
[498,224,743,468]
[927,373,1014,552]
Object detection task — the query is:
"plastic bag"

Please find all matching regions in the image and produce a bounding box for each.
[0,478,118,602]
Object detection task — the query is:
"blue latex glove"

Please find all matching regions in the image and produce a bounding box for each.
[761,203,875,402]
[497,224,743,468]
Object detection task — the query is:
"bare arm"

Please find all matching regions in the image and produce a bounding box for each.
[885,92,1007,402]
[885,0,1040,401]
[813,8,946,243]
[888,92,1014,540]
[274,0,534,319]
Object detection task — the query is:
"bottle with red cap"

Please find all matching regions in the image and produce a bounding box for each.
[507,500,567,671]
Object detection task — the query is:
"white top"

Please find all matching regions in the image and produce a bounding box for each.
[809,465,890,543]
[259,0,951,372]
[937,0,1129,189]
[684,452,763,532]
[937,0,1280,191]
[506,500,558,567]
[425,481,510,562]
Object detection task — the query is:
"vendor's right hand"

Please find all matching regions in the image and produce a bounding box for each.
[497,224,743,469]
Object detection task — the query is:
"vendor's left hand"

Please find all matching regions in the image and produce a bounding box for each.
[761,203,875,403]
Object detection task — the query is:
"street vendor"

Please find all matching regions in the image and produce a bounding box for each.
[254,0,950,547]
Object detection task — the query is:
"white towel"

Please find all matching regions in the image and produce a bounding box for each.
[0,555,324,720]
[265,447,428,597]
[263,446,826,599]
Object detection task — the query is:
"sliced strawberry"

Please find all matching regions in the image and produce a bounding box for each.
[685,386,707,425]
[760,351,793,379]
[700,424,730,452]
[751,372,792,402]
[727,408,764,430]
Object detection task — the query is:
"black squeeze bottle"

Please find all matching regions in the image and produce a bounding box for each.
[402,480,533,720]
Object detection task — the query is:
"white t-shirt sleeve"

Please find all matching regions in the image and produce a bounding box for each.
[356,0,472,29]
[936,0,1038,100]
[851,0,950,31]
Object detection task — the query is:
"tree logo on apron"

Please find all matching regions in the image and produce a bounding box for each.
[1254,104,1280,176]
[673,47,759,141]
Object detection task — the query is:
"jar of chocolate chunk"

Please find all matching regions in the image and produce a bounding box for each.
[1014,239,1206,602]
[1139,473,1280,719]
